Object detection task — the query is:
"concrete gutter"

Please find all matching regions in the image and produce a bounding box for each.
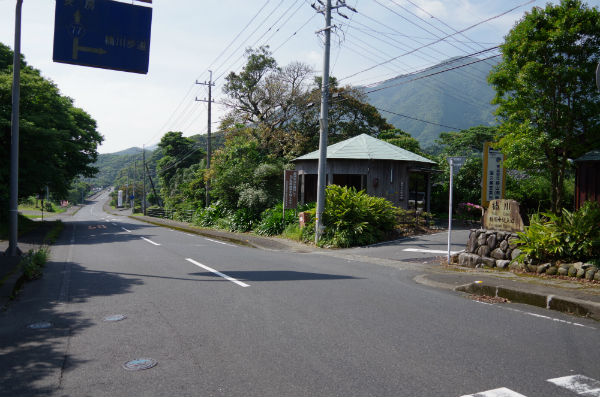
[455,281,600,321]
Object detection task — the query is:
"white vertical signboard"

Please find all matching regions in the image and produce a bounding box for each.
[117,189,123,207]
[482,142,505,208]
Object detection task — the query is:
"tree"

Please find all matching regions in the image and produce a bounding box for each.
[222,47,395,160]
[0,43,103,218]
[378,129,423,155]
[156,132,203,187]
[295,77,394,154]
[207,126,282,215]
[435,126,498,157]
[488,0,600,213]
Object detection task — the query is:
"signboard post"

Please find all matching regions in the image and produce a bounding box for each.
[481,142,505,209]
[447,157,466,263]
[53,0,152,74]
[283,170,299,223]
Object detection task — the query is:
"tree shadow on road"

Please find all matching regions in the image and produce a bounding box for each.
[0,261,142,396]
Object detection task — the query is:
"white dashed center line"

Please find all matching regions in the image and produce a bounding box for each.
[121,227,132,233]
[186,258,249,287]
[141,237,161,246]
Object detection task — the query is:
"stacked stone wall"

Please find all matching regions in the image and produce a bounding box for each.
[458,229,519,269]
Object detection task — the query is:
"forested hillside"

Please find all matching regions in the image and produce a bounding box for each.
[365,56,498,148]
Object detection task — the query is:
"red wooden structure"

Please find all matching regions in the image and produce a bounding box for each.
[575,150,600,209]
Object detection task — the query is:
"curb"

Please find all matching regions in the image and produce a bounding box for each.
[454,281,600,321]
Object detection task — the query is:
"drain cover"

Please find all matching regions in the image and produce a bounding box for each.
[122,358,157,371]
[104,314,127,322]
[27,321,52,329]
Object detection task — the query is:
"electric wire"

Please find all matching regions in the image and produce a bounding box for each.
[339,0,534,82]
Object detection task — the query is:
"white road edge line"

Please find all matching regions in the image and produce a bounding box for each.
[205,238,234,247]
[403,248,461,254]
[141,237,161,246]
[461,387,527,397]
[506,307,596,330]
[121,227,132,233]
[185,258,250,288]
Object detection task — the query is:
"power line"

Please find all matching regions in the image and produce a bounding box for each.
[339,0,533,82]
[374,106,461,130]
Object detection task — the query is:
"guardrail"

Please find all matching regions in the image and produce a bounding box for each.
[145,208,194,223]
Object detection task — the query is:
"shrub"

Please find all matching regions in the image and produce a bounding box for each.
[194,201,228,227]
[21,247,49,281]
[255,203,303,236]
[516,201,600,263]
[301,185,398,247]
[226,208,258,232]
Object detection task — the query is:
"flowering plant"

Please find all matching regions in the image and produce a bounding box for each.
[457,202,484,220]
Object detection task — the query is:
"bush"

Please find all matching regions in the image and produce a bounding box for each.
[301,185,398,247]
[255,203,303,236]
[226,208,258,232]
[21,247,49,281]
[516,201,600,264]
[194,201,228,227]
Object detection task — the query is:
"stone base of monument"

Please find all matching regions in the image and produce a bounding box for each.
[458,199,525,269]
[459,229,519,268]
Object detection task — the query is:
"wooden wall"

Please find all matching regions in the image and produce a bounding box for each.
[295,159,420,208]
[575,161,600,209]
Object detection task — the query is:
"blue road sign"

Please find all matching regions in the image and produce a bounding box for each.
[53,0,152,74]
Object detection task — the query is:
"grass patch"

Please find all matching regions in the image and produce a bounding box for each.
[282,224,303,241]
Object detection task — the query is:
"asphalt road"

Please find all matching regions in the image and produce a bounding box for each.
[1,192,599,397]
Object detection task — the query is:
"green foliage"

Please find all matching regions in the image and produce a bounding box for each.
[434,126,498,157]
[488,0,600,212]
[225,208,258,233]
[208,127,283,215]
[193,200,229,227]
[0,43,103,217]
[378,129,423,155]
[21,247,49,281]
[255,203,302,236]
[516,201,600,263]
[301,185,398,247]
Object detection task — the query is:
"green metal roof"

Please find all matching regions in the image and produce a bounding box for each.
[575,150,600,162]
[293,133,436,164]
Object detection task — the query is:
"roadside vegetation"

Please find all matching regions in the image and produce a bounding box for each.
[100,1,599,252]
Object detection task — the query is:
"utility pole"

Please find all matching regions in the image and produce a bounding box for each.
[132,161,136,210]
[126,167,129,208]
[142,145,146,215]
[311,0,356,244]
[195,70,215,207]
[7,0,23,256]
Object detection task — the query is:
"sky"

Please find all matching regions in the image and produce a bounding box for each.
[0,0,584,154]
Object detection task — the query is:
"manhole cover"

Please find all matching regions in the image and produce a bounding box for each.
[104,314,127,322]
[122,358,157,371]
[27,321,53,329]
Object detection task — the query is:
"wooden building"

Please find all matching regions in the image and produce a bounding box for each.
[292,134,437,210]
[575,150,600,209]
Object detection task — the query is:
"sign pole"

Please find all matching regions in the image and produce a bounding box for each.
[7,0,24,257]
[282,172,286,224]
[447,158,454,264]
